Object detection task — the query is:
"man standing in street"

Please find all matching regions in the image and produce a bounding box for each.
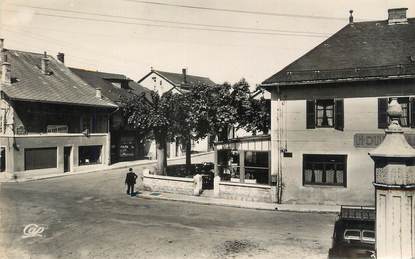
[125,168,138,197]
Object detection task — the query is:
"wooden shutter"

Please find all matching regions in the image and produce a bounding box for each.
[334,99,344,131]
[306,100,316,129]
[411,98,415,128]
[378,98,388,129]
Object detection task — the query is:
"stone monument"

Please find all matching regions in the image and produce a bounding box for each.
[369,98,415,258]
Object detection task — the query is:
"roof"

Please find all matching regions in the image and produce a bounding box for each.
[1,49,116,108]
[70,68,152,103]
[262,18,415,87]
[138,70,216,89]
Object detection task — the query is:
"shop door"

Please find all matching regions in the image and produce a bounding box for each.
[64,147,72,172]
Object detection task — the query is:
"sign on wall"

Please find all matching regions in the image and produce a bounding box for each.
[354,133,415,148]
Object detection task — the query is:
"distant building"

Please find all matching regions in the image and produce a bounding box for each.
[70,68,153,163]
[0,39,116,179]
[138,68,217,157]
[260,8,415,205]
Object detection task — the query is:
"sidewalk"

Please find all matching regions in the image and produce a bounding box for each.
[0,151,214,183]
[138,190,341,214]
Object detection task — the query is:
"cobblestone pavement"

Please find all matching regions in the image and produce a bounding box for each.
[0,165,337,259]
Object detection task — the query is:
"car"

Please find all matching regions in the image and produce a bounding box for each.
[328,205,376,259]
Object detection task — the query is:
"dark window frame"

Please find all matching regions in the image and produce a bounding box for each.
[316,99,335,128]
[303,154,347,187]
[307,99,344,130]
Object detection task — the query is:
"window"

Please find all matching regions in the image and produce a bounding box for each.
[344,229,361,241]
[245,151,269,184]
[81,115,91,132]
[316,99,334,127]
[378,97,415,128]
[303,154,347,187]
[306,99,343,130]
[79,145,102,165]
[25,147,57,170]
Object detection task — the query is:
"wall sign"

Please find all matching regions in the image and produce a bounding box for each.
[354,133,415,148]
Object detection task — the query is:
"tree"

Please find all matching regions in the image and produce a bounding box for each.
[122,91,177,175]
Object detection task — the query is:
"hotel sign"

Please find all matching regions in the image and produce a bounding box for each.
[354,133,415,148]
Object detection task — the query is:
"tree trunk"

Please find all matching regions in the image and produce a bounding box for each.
[185,136,192,172]
[155,136,167,175]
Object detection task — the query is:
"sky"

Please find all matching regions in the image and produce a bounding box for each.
[0,0,414,86]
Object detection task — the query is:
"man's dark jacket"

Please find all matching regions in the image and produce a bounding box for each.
[125,172,137,185]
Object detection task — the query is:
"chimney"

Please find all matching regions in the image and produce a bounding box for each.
[96,88,102,99]
[182,68,187,84]
[1,54,11,85]
[388,8,408,25]
[57,52,64,63]
[41,51,49,75]
[349,10,354,24]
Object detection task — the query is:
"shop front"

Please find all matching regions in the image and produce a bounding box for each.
[214,135,272,202]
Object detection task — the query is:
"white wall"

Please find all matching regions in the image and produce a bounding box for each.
[271,79,415,205]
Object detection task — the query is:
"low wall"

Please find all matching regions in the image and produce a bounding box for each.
[143,171,201,196]
[217,181,272,203]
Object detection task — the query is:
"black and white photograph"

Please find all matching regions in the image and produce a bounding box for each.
[0,0,414,258]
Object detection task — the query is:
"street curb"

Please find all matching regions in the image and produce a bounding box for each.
[0,151,214,184]
[138,193,340,214]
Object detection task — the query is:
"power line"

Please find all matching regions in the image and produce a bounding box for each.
[124,0,347,21]
[10,4,329,36]
[3,9,329,38]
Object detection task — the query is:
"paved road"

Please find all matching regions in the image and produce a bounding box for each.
[0,167,337,259]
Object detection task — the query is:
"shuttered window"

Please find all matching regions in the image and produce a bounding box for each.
[378,97,413,128]
[306,100,316,129]
[306,99,344,130]
[25,147,57,170]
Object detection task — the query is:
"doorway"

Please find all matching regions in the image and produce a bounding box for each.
[64,146,72,172]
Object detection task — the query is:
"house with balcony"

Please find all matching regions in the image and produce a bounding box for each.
[0,39,116,179]
[70,68,152,163]
[258,8,415,205]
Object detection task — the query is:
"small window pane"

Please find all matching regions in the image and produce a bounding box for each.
[344,230,361,241]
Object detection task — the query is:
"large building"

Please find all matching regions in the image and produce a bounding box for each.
[260,8,415,205]
[70,68,152,163]
[0,39,116,179]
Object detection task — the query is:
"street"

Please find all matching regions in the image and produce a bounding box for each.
[0,167,336,259]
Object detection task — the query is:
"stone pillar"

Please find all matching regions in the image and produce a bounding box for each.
[369,98,415,259]
[214,147,219,177]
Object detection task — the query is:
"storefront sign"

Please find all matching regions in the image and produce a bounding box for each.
[354,133,415,148]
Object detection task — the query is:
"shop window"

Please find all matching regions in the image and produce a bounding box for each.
[0,147,5,172]
[79,145,102,165]
[378,97,412,128]
[306,99,344,130]
[303,154,347,187]
[245,151,269,184]
[25,147,57,170]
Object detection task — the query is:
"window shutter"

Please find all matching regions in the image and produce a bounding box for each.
[411,98,415,128]
[334,99,344,131]
[306,100,315,129]
[378,98,388,129]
